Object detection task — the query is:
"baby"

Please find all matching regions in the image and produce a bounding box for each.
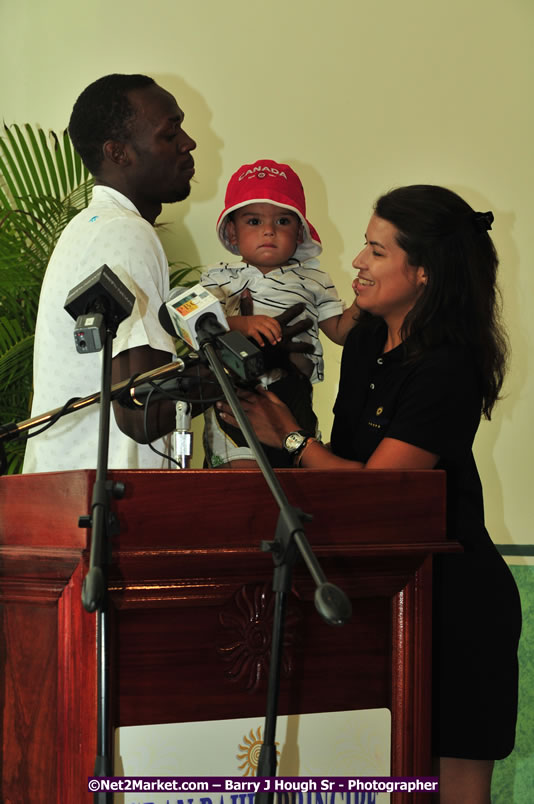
[201,159,358,467]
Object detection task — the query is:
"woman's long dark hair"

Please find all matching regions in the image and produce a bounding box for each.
[372,184,508,419]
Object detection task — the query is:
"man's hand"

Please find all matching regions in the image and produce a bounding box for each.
[272,303,313,353]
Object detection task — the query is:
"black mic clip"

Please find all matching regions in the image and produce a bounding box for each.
[194,312,227,346]
[194,313,264,382]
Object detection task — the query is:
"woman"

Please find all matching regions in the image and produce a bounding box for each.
[217,185,521,803]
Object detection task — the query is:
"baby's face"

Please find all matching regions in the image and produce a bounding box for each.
[226,202,303,272]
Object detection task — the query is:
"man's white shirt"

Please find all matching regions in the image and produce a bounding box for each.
[23,186,176,473]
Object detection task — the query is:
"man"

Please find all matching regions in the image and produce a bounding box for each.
[23,74,197,472]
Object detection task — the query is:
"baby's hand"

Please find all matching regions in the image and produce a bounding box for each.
[237,315,282,347]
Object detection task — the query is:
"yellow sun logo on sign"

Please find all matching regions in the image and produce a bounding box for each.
[236,726,280,776]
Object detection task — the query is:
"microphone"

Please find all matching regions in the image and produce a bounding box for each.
[64,264,135,351]
[160,284,228,351]
[159,285,264,383]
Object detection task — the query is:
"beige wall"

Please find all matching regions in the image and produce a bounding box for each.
[2,0,532,544]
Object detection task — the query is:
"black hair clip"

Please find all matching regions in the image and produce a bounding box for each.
[473,211,494,232]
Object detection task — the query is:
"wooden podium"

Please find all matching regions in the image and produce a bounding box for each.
[0,468,451,803]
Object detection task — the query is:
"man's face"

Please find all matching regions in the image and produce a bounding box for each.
[125,84,196,206]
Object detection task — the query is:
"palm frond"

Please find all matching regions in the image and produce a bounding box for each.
[0,341,34,426]
[1,440,28,475]
[0,297,38,334]
[0,123,90,206]
[0,185,93,288]
[0,124,93,473]
[169,261,201,289]
[38,127,60,197]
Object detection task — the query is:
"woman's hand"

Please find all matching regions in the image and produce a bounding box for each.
[216,386,300,448]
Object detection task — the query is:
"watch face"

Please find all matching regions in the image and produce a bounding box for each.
[284,431,306,453]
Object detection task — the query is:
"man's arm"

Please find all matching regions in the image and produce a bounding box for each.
[111,344,177,443]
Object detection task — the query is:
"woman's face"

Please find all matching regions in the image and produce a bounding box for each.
[352,214,426,331]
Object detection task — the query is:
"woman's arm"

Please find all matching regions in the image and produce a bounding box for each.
[216,387,438,470]
[297,436,438,470]
[364,437,438,469]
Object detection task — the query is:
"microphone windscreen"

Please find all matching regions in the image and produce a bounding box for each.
[158,286,188,337]
[158,302,176,338]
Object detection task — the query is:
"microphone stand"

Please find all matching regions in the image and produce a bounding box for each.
[65,265,134,804]
[0,360,192,451]
[199,340,352,801]
[80,321,124,804]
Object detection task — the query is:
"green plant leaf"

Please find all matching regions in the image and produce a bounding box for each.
[0,125,27,203]
[50,130,68,196]
[169,261,201,288]
[13,123,43,197]
[62,129,75,189]
[38,127,60,197]
[25,124,53,197]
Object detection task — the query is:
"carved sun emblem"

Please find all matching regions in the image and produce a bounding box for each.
[218,583,300,692]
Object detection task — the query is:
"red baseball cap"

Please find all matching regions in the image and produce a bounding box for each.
[216,159,322,261]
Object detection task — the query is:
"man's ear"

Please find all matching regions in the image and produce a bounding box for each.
[102,139,131,167]
[297,223,304,244]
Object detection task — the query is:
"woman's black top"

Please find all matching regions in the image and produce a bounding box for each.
[331,321,521,759]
